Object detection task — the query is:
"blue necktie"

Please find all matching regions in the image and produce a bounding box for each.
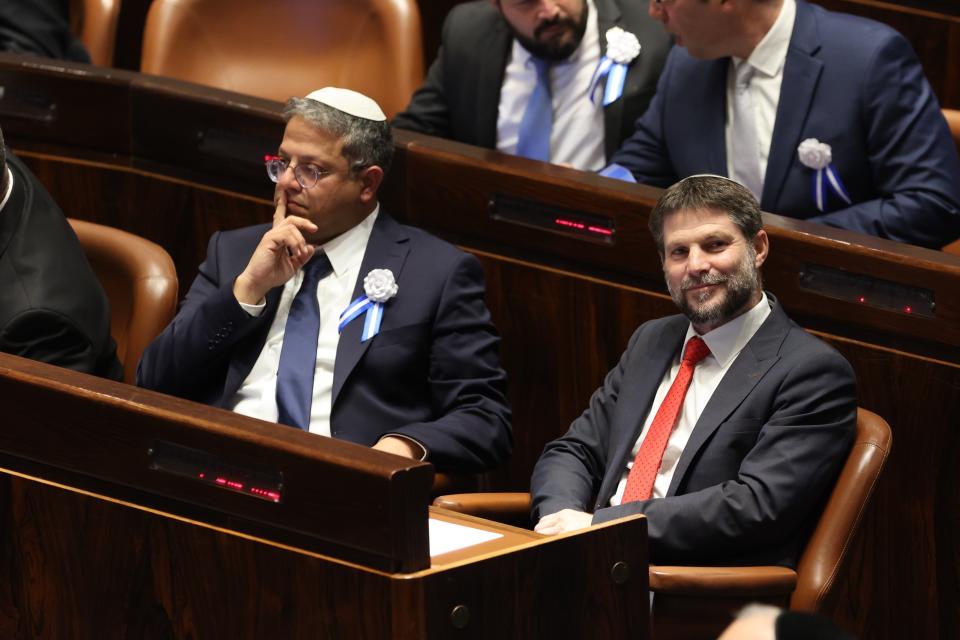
[275,252,333,430]
[515,57,552,162]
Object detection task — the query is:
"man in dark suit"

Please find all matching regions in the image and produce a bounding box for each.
[0,0,90,62]
[392,0,671,170]
[606,0,960,249]
[137,88,511,472]
[531,175,856,567]
[0,126,121,379]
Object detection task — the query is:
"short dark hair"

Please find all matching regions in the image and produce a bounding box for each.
[283,97,393,176]
[648,175,763,253]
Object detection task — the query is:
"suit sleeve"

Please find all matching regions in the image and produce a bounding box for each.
[530,328,645,520]
[591,345,857,565]
[390,12,455,137]
[605,48,682,188]
[806,32,960,248]
[136,231,270,396]
[1,309,103,375]
[387,252,512,472]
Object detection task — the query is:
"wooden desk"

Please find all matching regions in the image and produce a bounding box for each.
[0,353,649,638]
[1,56,957,638]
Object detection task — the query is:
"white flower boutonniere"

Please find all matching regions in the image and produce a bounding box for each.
[605,27,641,65]
[339,268,398,342]
[797,138,852,212]
[589,28,641,106]
[363,268,399,303]
[797,138,832,170]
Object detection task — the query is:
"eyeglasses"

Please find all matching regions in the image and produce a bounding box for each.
[264,155,330,189]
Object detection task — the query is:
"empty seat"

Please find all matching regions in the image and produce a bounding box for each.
[140,0,423,118]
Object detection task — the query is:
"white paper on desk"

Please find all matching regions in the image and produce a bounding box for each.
[429,517,503,557]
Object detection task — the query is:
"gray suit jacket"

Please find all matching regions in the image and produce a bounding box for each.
[531,296,856,567]
[392,0,671,161]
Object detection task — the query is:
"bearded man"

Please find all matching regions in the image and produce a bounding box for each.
[392,0,671,170]
[530,175,856,568]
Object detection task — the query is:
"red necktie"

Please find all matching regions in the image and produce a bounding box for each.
[621,336,712,503]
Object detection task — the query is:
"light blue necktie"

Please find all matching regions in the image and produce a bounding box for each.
[515,57,553,162]
[275,252,333,430]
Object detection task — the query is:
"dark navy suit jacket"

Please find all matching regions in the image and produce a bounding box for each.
[137,212,512,472]
[531,297,856,568]
[392,0,672,162]
[610,0,960,248]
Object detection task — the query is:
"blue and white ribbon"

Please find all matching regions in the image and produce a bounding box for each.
[812,164,852,212]
[588,56,629,106]
[798,138,852,212]
[338,296,384,342]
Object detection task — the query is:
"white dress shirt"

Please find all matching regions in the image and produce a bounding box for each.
[496,0,606,170]
[725,0,797,190]
[610,294,771,505]
[229,207,378,437]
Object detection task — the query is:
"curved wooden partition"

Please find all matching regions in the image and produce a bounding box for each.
[1,54,958,638]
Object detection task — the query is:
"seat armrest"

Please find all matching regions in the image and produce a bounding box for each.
[433,492,532,528]
[649,565,798,596]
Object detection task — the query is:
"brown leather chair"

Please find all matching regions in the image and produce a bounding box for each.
[942,108,960,255]
[140,0,424,118]
[68,0,121,66]
[435,408,892,637]
[69,219,179,384]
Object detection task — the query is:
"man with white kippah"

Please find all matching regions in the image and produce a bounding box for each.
[602,0,960,249]
[531,175,855,568]
[138,88,512,472]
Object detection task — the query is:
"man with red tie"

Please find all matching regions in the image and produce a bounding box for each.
[531,175,856,567]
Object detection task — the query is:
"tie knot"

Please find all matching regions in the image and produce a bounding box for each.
[302,252,333,284]
[531,57,551,83]
[682,336,711,365]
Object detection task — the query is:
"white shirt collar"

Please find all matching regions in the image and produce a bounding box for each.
[734,0,796,78]
[684,292,772,368]
[320,204,379,278]
[0,166,14,213]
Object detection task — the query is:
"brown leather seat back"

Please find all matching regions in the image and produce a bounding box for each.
[790,408,892,612]
[942,109,960,255]
[944,108,960,154]
[69,0,121,66]
[68,219,179,384]
[140,0,423,118]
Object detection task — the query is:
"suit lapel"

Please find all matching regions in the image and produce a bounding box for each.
[478,21,513,148]
[762,1,823,209]
[331,213,410,407]
[595,0,625,159]
[666,301,790,496]
[702,59,730,177]
[595,319,687,505]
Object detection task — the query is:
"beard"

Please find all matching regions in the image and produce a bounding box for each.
[511,3,589,61]
[667,247,762,330]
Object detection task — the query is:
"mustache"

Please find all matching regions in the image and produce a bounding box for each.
[534,15,575,39]
[681,272,728,291]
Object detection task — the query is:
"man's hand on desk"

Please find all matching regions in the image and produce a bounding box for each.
[372,435,426,460]
[534,509,593,535]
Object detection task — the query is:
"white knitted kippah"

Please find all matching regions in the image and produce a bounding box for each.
[304,87,387,122]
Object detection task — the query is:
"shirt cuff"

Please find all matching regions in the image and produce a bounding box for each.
[239,298,266,317]
[599,163,637,183]
[380,433,428,461]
